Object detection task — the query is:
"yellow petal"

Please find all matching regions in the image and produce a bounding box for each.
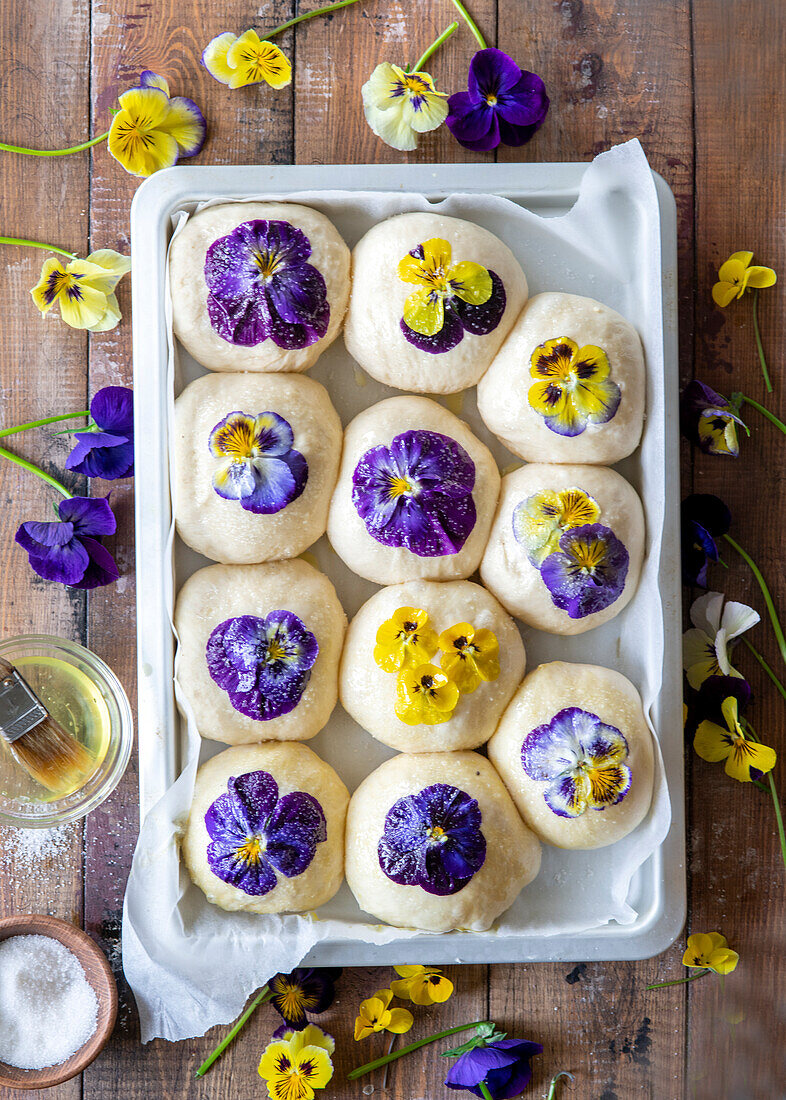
[83,249,132,291]
[408,87,450,134]
[294,1046,333,1088]
[364,100,420,151]
[707,948,739,975]
[403,288,444,335]
[448,260,492,305]
[711,280,740,307]
[724,738,776,782]
[393,964,423,979]
[203,32,237,85]
[717,257,748,285]
[30,257,68,314]
[116,85,171,127]
[706,932,728,951]
[258,1040,293,1080]
[743,264,777,289]
[693,720,731,764]
[227,31,291,89]
[727,251,754,267]
[57,280,109,330]
[86,291,121,332]
[161,97,206,157]
[354,1018,372,1041]
[386,1007,414,1034]
[108,106,179,177]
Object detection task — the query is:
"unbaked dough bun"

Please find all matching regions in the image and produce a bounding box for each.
[174,372,342,564]
[169,202,350,373]
[174,559,346,744]
[344,212,528,393]
[328,396,500,585]
[488,662,654,849]
[480,463,644,635]
[183,742,349,913]
[477,292,645,464]
[340,580,525,752]
[345,752,541,931]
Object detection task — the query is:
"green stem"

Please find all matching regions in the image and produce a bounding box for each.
[412,21,459,72]
[0,236,76,258]
[0,444,72,498]
[449,0,487,47]
[752,289,773,395]
[646,969,711,991]
[767,769,786,873]
[348,1019,492,1081]
[0,412,90,440]
[737,393,786,435]
[479,1084,494,1100]
[195,987,271,1078]
[547,1073,575,1100]
[723,533,786,668]
[0,132,108,157]
[741,638,786,705]
[259,0,362,40]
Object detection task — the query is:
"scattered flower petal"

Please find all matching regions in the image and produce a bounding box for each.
[107,72,206,177]
[694,695,776,782]
[683,591,759,690]
[390,964,454,1006]
[258,1025,334,1099]
[680,493,731,587]
[269,969,342,1030]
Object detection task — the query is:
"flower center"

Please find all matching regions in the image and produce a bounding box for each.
[427,824,446,843]
[265,637,289,663]
[402,621,418,634]
[235,834,266,865]
[388,474,417,499]
[567,538,607,578]
[486,93,498,105]
[254,248,282,280]
[420,674,435,691]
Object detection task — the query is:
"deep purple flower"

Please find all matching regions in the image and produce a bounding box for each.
[352,429,476,557]
[446,48,549,153]
[680,380,744,457]
[208,410,308,514]
[205,770,327,896]
[684,674,752,739]
[444,1037,544,1099]
[206,612,318,721]
[268,967,342,1030]
[681,493,731,587]
[15,495,119,589]
[378,782,486,896]
[204,220,329,349]
[65,386,134,479]
[540,523,629,619]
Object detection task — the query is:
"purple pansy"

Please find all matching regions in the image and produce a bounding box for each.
[540,523,629,619]
[65,385,134,480]
[444,1037,544,1100]
[377,782,486,896]
[521,707,632,818]
[208,410,308,514]
[15,495,119,589]
[681,493,731,587]
[446,48,549,153]
[269,967,342,1030]
[352,429,476,557]
[206,612,318,721]
[204,220,329,349]
[205,770,327,896]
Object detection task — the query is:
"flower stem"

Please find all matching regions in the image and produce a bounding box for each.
[0,412,90,440]
[741,638,786,705]
[646,969,711,991]
[479,1084,494,1100]
[766,769,786,873]
[736,393,786,435]
[194,986,271,1078]
[0,132,108,157]
[412,21,459,73]
[347,1019,492,1080]
[449,0,488,47]
[723,533,786,667]
[548,1072,576,1099]
[752,289,773,394]
[0,236,76,258]
[259,0,362,40]
[0,444,72,498]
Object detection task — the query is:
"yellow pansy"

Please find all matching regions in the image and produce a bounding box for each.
[694,696,776,783]
[362,62,449,151]
[512,487,601,566]
[398,238,492,336]
[682,932,739,975]
[390,964,454,1006]
[30,249,131,331]
[257,1027,334,1100]
[272,1025,335,1056]
[395,664,460,726]
[711,251,777,307]
[353,988,414,1040]
[373,606,438,673]
[107,71,207,178]
[437,623,499,695]
[203,29,292,90]
[528,337,621,437]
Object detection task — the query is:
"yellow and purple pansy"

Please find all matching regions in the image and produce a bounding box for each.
[203,29,292,90]
[108,70,206,178]
[540,523,629,619]
[31,249,131,332]
[437,623,499,695]
[373,606,439,673]
[693,695,776,783]
[528,337,621,437]
[397,238,506,354]
[362,63,449,151]
[521,707,632,818]
[257,1023,334,1098]
[205,769,326,895]
[208,410,307,515]
[204,219,329,349]
[395,664,460,726]
[512,487,601,567]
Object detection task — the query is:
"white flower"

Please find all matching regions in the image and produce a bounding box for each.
[362,62,449,151]
[682,591,760,690]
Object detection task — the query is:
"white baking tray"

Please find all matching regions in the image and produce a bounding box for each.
[130,161,684,963]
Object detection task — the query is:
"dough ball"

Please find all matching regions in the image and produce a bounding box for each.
[328,396,500,584]
[477,292,645,463]
[480,463,644,635]
[174,372,342,564]
[340,580,525,752]
[175,559,346,744]
[345,752,541,931]
[184,743,349,913]
[170,202,350,373]
[488,662,654,849]
[344,213,528,393]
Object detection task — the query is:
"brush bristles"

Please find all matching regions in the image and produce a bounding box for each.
[9,716,95,794]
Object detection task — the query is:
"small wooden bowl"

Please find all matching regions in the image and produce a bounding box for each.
[0,914,118,1090]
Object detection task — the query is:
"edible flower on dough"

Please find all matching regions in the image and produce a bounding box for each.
[711,251,776,307]
[107,70,206,178]
[437,623,499,694]
[512,487,601,567]
[682,932,739,974]
[203,29,292,89]
[390,964,454,1006]
[694,695,776,783]
[353,989,413,1040]
[362,63,449,151]
[258,1025,334,1099]
[528,337,620,437]
[31,249,131,332]
[208,410,308,514]
[373,606,439,673]
[539,523,629,619]
[395,663,460,726]
[682,591,759,690]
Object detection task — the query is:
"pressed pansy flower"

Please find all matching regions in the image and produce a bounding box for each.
[711,251,776,307]
[398,238,506,354]
[682,591,759,691]
[521,707,631,818]
[390,964,454,1006]
[446,47,549,153]
[540,524,629,619]
[680,493,731,587]
[362,63,449,151]
[203,29,291,89]
[15,495,119,590]
[257,1024,334,1100]
[694,695,776,783]
[31,249,131,332]
[395,664,460,726]
[512,487,601,567]
[373,606,438,673]
[378,783,487,896]
[354,988,414,1041]
[65,385,134,479]
[108,70,206,178]
[437,623,499,695]
[205,769,326,896]
[528,337,621,437]
[352,429,476,557]
[682,932,739,975]
[269,968,342,1030]
[204,220,329,349]
[680,380,745,457]
[206,612,318,720]
[208,410,307,514]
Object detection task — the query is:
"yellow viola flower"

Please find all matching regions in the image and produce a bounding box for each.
[354,988,414,1041]
[711,251,777,307]
[682,932,739,975]
[398,238,492,337]
[362,62,449,151]
[694,695,776,782]
[512,487,601,567]
[30,248,131,331]
[374,606,438,673]
[203,29,292,90]
[107,71,206,178]
[257,1027,334,1100]
[528,337,621,437]
[390,964,454,1006]
[437,623,499,695]
[395,663,460,726]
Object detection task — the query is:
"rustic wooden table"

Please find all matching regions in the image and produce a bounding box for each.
[0,1,783,1097]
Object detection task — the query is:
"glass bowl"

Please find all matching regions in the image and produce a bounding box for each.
[0,635,133,828]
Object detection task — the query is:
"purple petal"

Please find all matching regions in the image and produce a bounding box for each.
[447,96,501,151]
[15,522,88,586]
[445,91,496,144]
[206,844,278,896]
[65,432,134,480]
[234,771,281,834]
[239,456,298,515]
[401,306,465,353]
[221,616,269,673]
[73,536,120,589]
[266,792,327,877]
[265,263,327,327]
[264,288,330,350]
[467,48,524,99]
[496,115,545,148]
[58,495,117,538]
[90,386,134,434]
[496,70,550,126]
[453,270,506,336]
[16,518,75,551]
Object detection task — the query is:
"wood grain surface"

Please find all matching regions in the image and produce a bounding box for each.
[0,2,783,1098]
